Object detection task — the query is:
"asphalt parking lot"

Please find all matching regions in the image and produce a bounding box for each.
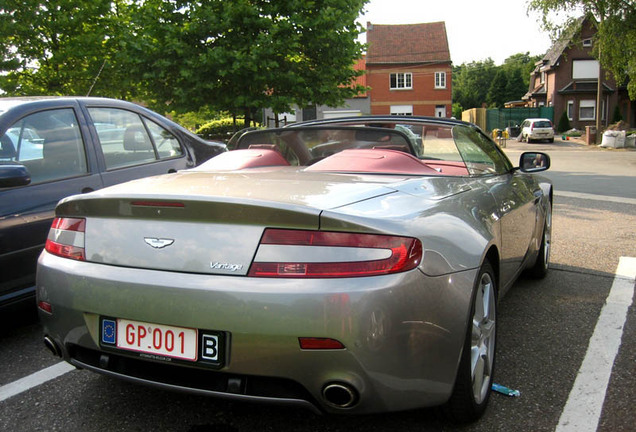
[1,136,634,431]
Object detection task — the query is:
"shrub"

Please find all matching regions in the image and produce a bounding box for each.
[557,110,571,133]
[196,118,240,141]
[452,103,463,119]
[168,107,225,131]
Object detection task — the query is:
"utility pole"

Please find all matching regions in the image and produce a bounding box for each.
[595,45,602,143]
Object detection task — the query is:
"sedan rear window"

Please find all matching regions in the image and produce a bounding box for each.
[533,121,552,128]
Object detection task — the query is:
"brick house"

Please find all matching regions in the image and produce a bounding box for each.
[262,21,453,124]
[523,15,633,130]
[365,22,452,117]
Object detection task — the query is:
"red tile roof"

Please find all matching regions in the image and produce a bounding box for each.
[352,56,367,97]
[366,22,451,64]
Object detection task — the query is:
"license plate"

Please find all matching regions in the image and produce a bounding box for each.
[111,318,198,361]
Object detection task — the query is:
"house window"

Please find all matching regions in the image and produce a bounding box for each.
[567,101,574,120]
[435,72,446,89]
[390,105,413,116]
[579,100,595,120]
[390,73,412,89]
[573,60,599,79]
[582,38,592,47]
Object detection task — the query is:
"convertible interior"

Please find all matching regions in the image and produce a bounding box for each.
[197,125,484,176]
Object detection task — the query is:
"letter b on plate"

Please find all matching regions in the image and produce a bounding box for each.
[202,334,219,361]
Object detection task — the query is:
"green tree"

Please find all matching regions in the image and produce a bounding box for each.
[0,0,134,97]
[453,54,540,113]
[528,0,636,99]
[504,68,527,102]
[502,53,541,83]
[122,0,367,125]
[486,69,508,107]
[501,52,542,99]
[453,58,497,109]
[1,0,367,126]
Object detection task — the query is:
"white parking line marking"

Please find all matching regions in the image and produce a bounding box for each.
[0,361,75,403]
[555,191,636,205]
[556,256,636,432]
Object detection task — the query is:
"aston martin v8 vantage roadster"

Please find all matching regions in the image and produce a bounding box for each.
[37,116,552,423]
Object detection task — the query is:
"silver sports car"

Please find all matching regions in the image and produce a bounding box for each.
[37,116,552,423]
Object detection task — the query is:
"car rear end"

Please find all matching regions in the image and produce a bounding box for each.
[528,119,554,142]
[36,173,477,414]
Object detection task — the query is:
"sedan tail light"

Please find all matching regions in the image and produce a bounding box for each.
[45,217,86,261]
[248,229,422,278]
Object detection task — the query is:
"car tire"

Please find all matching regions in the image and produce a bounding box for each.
[527,200,552,279]
[548,138,554,143]
[443,260,497,423]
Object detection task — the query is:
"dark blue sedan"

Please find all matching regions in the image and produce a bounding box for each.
[0,97,226,309]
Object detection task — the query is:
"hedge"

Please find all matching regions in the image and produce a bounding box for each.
[196,118,242,141]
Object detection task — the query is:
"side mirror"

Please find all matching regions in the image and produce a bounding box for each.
[0,164,31,188]
[519,152,550,173]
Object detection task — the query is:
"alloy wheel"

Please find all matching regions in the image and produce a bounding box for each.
[470,272,496,404]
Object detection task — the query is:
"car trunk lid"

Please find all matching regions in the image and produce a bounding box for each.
[55,169,401,275]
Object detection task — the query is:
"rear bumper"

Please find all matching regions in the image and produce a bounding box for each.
[37,251,477,414]
[528,132,554,140]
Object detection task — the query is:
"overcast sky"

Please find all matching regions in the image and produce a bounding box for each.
[358,0,567,65]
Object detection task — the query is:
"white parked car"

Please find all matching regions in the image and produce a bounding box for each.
[519,118,554,143]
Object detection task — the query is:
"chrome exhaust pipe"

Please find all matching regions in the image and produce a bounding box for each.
[43,335,62,357]
[322,382,358,408]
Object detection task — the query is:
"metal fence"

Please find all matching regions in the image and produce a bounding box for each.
[486,107,554,132]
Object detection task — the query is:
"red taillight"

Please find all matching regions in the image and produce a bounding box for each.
[248,229,422,278]
[299,337,345,350]
[45,217,86,261]
[38,301,53,314]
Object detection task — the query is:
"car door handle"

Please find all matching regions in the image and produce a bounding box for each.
[81,187,95,194]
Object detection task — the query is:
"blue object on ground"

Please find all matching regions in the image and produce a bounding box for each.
[492,383,521,397]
